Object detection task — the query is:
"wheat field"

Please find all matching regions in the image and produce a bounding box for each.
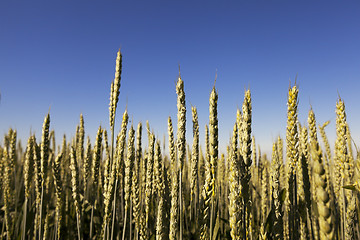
[0,50,359,240]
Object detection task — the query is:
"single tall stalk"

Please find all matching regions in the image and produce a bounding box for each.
[70,147,82,240]
[107,111,128,240]
[91,126,103,239]
[168,117,178,240]
[132,122,142,240]
[208,86,218,240]
[176,75,186,240]
[23,136,34,240]
[335,97,350,240]
[3,148,11,240]
[190,106,199,223]
[285,84,300,240]
[145,133,155,235]
[271,140,283,239]
[200,125,211,240]
[107,49,122,240]
[228,123,242,239]
[53,153,63,240]
[240,89,252,239]
[309,110,335,240]
[39,113,50,240]
[122,126,135,240]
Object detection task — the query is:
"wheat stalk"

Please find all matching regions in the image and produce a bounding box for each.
[271,140,283,239]
[122,126,135,240]
[240,89,252,239]
[53,152,63,240]
[155,141,166,240]
[285,84,300,240]
[90,126,103,239]
[145,133,155,235]
[3,148,12,240]
[176,74,186,240]
[22,135,34,240]
[208,86,218,240]
[133,122,142,240]
[168,117,179,240]
[70,146,82,240]
[309,110,334,240]
[190,106,199,224]
[109,49,122,130]
[228,123,241,240]
[83,137,92,199]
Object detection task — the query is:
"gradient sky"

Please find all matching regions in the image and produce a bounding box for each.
[1,1,360,155]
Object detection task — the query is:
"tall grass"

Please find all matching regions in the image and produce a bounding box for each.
[0,51,359,240]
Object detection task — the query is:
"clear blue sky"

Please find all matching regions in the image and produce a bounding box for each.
[1,1,360,155]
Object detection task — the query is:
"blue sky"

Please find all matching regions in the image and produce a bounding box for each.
[1,1,359,155]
